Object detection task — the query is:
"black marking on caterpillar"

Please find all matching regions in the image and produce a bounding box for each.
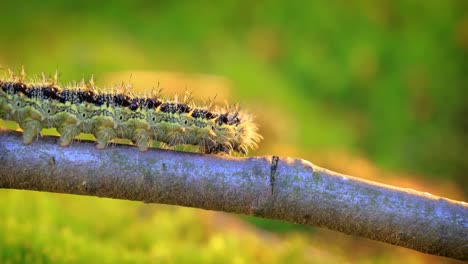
[0,70,262,154]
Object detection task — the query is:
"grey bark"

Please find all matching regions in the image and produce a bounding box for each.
[0,129,466,260]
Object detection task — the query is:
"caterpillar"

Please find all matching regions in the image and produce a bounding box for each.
[0,69,262,154]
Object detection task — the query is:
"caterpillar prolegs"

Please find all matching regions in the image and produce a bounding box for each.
[0,70,262,154]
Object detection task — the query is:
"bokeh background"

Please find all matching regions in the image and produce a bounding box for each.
[0,1,467,263]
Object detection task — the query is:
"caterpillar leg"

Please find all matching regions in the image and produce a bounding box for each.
[0,100,10,119]
[95,127,116,149]
[166,126,187,147]
[20,119,42,144]
[57,125,81,147]
[133,128,152,152]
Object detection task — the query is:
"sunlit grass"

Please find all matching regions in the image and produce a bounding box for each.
[0,190,332,263]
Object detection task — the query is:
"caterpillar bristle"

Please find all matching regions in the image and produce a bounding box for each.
[0,70,262,155]
[20,66,27,81]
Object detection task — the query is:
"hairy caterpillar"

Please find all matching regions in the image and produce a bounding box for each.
[0,69,262,154]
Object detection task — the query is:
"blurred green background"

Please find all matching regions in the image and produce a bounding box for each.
[0,1,467,263]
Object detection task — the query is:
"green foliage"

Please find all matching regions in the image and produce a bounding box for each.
[0,190,325,263]
[242,216,313,234]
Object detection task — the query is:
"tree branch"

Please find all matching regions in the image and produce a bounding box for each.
[0,129,466,260]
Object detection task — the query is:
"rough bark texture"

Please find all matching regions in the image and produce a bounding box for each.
[0,130,466,260]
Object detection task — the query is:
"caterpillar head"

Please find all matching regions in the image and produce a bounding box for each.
[232,113,262,154]
[211,125,235,154]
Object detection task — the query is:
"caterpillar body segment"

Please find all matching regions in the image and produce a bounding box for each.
[0,72,262,155]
